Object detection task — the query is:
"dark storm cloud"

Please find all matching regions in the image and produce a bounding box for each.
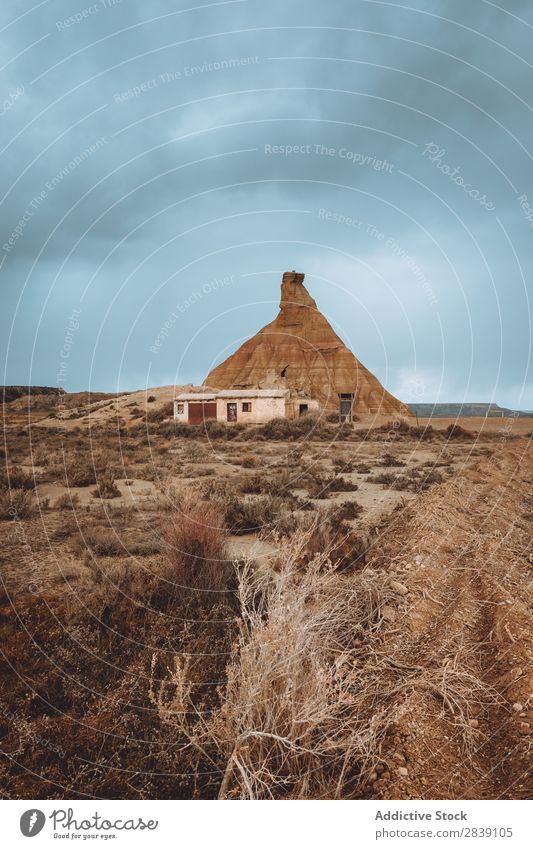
[1,0,532,407]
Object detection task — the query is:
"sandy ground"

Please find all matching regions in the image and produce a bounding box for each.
[363,443,532,799]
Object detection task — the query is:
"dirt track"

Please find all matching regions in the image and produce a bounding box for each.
[366,443,532,799]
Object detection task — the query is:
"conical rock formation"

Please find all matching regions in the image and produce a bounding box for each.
[205,272,410,416]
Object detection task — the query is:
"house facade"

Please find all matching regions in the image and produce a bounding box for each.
[174,389,319,425]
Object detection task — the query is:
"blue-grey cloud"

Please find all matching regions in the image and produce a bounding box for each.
[1,0,532,408]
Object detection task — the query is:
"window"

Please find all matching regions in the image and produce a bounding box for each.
[242,402,252,412]
[176,403,184,414]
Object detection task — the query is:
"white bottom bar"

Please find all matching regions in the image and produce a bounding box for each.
[2,799,532,848]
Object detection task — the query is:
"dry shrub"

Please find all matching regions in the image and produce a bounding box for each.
[241,455,257,468]
[171,422,198,438]
[55,492,80,510]
[335,500,363,520]
[181,443,210,462]
[145,401,174,422]
[332,457,356,474]
[221,493,293,535]
[0,466,36,490]
[161,495,231,595]
[136,464,156,481]
[307,474,358,499]
[297,510,370,570]
[442,423,475,441]
[409,424,435,440]
[248,414,331,441]
[63,454,97,487]
[255,417,295,440]
[183,464,213,478]
[372,419,435,441]
[203,419,232,439]
[378,452,406,467]
[367,471,397,487]
[73,528,126,557]
[368,468,444,492]
[239,472,265,494]
[73,527,162,559]
[239,470,294,498]
[200,477,234,502]
[92,473,121,499]
[0,488,37,520]
[33,447,61,467]
[410,468,444,491]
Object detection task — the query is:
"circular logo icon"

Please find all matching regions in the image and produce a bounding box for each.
[20,810,46,837]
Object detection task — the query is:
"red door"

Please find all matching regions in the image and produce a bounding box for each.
[188,402,217,424]
[226,403,237,422]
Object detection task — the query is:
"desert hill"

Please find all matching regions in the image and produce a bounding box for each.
[205,271,410,417]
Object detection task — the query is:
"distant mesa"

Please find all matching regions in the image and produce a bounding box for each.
[205,271,410,417]
[408,402,532,418]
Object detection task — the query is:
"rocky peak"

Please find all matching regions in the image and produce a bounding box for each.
[279,270,317,323]
[205,271,410,416]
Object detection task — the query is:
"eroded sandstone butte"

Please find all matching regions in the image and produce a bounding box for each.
[205,271,410,416]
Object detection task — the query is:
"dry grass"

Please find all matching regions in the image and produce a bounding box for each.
[152,524,502,798]
[160,494,231,595]
[151,531,393,798]
[220,493,296,535]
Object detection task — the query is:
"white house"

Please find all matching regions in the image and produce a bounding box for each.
[174,389,319,425]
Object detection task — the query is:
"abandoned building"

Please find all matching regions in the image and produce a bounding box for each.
[174,389,319,425]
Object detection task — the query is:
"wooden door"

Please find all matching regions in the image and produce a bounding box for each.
[188,402,217,424]
[226,402,237,422]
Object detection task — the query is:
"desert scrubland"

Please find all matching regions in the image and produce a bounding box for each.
[0,389,531,799]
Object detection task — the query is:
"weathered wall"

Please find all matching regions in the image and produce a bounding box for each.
[216,395,286,424]
[174,396,288,423]
[286,398,320,419]
[174,400,187,421]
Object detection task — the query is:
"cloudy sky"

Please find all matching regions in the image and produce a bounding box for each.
[1,0,532,408]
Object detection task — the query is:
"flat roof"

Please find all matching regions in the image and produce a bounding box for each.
[176,393,216,401]
[176,389,289,400]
